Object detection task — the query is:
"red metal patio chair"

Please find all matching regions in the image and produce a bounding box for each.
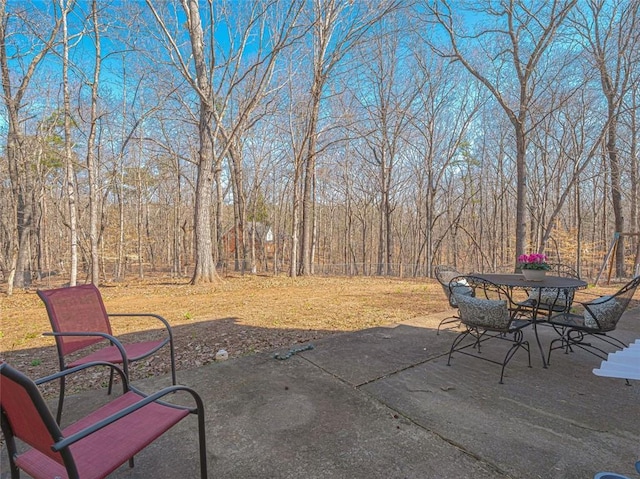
[37,284,177,423]
[0,361,207,479]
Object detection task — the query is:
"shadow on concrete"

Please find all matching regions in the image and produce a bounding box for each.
[1,316,343,399]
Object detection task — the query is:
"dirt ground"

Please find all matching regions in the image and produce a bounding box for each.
[0,273,626,398]
[1,275,450,397]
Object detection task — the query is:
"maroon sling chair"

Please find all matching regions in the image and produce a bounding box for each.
[0,361,208,479]
[37,284,177,423]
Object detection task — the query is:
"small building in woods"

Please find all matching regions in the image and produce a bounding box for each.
[222,222,275,270]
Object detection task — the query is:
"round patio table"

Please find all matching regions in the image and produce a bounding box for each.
[473,273,588,368]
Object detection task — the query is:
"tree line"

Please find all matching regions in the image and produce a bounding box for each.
[1,0,639,293]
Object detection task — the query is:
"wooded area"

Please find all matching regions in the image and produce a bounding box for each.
[2,0,640,293]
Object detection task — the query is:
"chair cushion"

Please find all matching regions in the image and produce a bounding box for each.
[453,294,510,329]
[584,296,623,329]
[527,289,570,308]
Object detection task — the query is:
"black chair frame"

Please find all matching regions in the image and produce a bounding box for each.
[547,275,640,364]
[434,265,469,335]
[446,276,532,384]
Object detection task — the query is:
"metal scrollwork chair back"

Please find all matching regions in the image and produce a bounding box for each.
[515,262,581,318]
[434,265,473,335]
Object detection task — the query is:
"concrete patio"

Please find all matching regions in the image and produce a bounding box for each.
[3,308,640,478]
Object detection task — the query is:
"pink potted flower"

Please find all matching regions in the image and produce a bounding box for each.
[518,253,550,281]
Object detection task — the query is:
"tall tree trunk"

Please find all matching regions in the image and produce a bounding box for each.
[61,0,77,286]
[229,141,247,273]
[630,89,638,239]
[230,163,241,272]
[214,160,224,266]
[630,89,639,274]
[14,171,33,288]
[182,0,218,284]
[116,178,125,280]
[87,0,101,286]
[173,156,182,277]
[136,162,144,279]
[300,91,321,275]
[191,105,217,283]
[514,122,527,268]
[385,186,392,275]
[606,103,625,277]
[290,160,302,277]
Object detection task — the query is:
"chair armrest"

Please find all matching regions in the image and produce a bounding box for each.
[108,313,174,341]
[43,331,129,363]
[34,361,129,391]
[51,385,205,451]
[108,313,173,331]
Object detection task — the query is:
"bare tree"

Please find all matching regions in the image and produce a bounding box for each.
[59,0,79,286]
[426,0,577,268]
[350,22,423,275]
[625,84,640,274]
[572,0,640,277]
[85,0,101,286]
[408,51,484,276]
[0,1,63,293]
[531,88,609,256]
[146,0,304,284]
[292,0,401,276]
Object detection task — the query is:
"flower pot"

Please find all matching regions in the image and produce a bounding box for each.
[522,269,546,281]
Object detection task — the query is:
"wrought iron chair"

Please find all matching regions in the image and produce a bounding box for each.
[434,265,474,334]
[0,361,207,479]
[515,262,581,318]
[547,275,640,364]
[37,284,177,423]
[447,275,531,383]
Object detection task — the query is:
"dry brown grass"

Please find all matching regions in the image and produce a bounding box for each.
[1,275,448,396]
[0,273,626,397]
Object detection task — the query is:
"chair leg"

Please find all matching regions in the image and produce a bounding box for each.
[107,368,115,395]
[437,316,460,335]
[472,330,484,353]
[9,454,20,479]
[596,334,628,350]
[56,375,66,424]
[198,407,208,479]
[499,333,530,384]
[1,412,21,479]
[547,325,574,365]
[447,330,470,365]
[547,337,562,365]
[549,328,626,364]
[170,341,177,385]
